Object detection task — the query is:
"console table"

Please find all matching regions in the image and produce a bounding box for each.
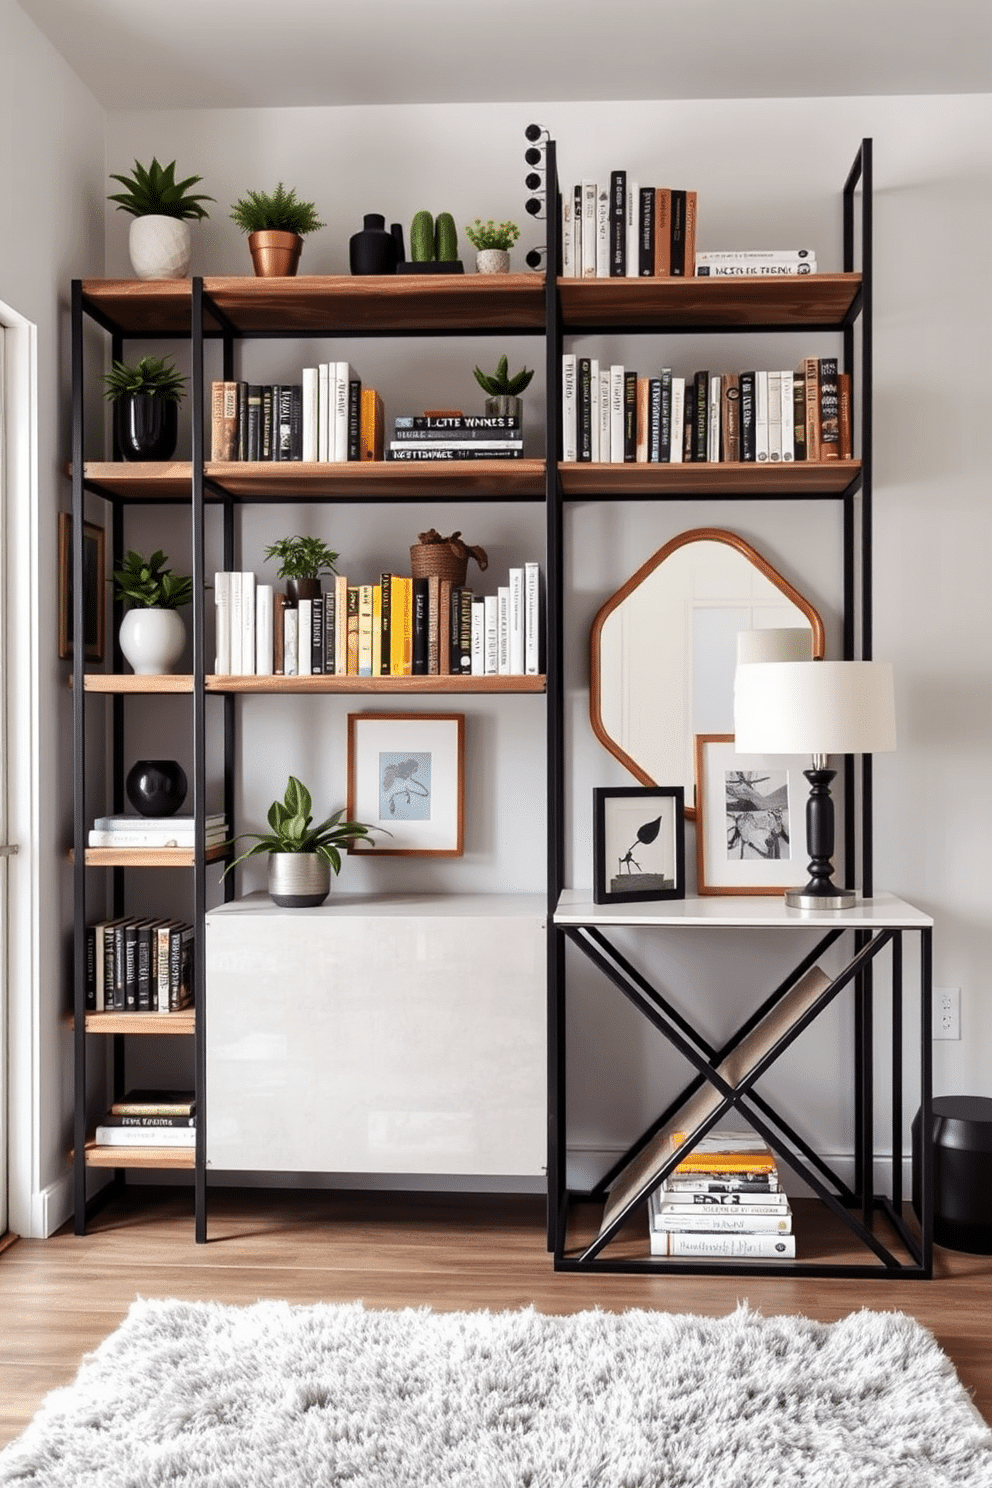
[552,891,934,1277]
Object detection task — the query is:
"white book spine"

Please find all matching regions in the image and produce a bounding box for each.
[670,376,685,463]
[213,570,231,675]
[650,1210,792,1234]
[318,363,330,461]
[595,184,610,278]
[589,360,600,463]
[255,584,273,676]
[695,261,817,277]
[241,571,256,676]
[581,180,597,278]
[650,1230,796,1259]
[707,373,721,462]
[229,571,243,674]
[599,373,611,462]
[508,567,525,675]
[625,179,640,278]
[610,365,625,464]
[780,368,795,461]
[302,366,318,462]
[483,594,499,675]
[755,370,769,462]
[334,575,349,675]
[296,599,312,676]
[524,561,541,676]
[88,829,226,847]
[283,607,298,677]
[561,193,574,278]
[470,600,485,676]
[767,370,782,462]
[561,354,577,462]
[497,587,510,675]
[95,1125,196,1147]
[333,361,351,461]
[696,248,816,262]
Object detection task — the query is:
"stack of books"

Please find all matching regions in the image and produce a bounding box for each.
[210,373,384,462]
[695,249,817,278]
[94,1088,196,1148]
[648,1129,795,1259]
[386,413,523,461]
[560,174,698,279]
[87,812,227,850]
[84,916,195,1013]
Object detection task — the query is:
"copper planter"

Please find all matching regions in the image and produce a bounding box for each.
[248,230,303,277]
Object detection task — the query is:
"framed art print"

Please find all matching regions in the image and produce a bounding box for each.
[347,712,464,856]
[593,787,685,904]
[58,513,105,662]
[695,733,811,895]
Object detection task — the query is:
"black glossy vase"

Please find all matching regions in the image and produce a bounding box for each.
[114,394,179,462]
[349,214,399,275]
[125,759,188,817]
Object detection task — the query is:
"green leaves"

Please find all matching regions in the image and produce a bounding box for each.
[229,184,325,237]
[472,353,535,397]
[108,158,213,221]
[112,548,193,611]
[223,776,382,875]
[464,218,520,251]
[102,355,187,404]
[263,535,339,582]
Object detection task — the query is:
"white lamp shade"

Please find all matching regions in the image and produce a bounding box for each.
[736,628,813,665]
[734,660,896,756]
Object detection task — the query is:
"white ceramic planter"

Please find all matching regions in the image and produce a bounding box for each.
[268,853,331,908]
[119,607,186,674]
[128,216,192,280]
[476,248,511,274]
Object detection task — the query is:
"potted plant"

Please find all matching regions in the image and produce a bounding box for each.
[103,355,186,462]
[112,547,193,675]
[472,354,535,420]
[464,218,521,274]
[108,157,213,280]
[224,775,380,907]
[229,184,325,277]
[397,210,463,275]
[263,534,339,605]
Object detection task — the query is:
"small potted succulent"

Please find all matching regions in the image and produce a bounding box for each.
[229,184,325,277]
[464,218,521,274]
[103,355,186,462]
[112,547,193,675]
[263,534,339,605]
[108,157,213,280]
[472,354,535,420]
[224,774,380,907]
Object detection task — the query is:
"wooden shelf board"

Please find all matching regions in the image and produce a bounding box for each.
[558,273,862,329]
[82,673,193,693]
[77,459,546,501]
[559,459,861,497]
[73,845,227,867]
[206,674,546,694]
[79,280,208,338]
[81,1140,196,1170]
[76,1009,195,1036]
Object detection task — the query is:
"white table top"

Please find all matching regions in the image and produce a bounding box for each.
[554,889,933,930]
[207,891,546,919]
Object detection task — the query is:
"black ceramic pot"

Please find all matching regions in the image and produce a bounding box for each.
[349,214,399,275]
[125,759,188,817]
[114,394,179,461]
[286,577,322,606]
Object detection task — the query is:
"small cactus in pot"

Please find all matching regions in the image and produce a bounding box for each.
[472,354,535,420]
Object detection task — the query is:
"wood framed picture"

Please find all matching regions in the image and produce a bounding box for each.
[695,733,811,895]
[58,513,106,662]
[593,786,685,904]
[347,712,465,856]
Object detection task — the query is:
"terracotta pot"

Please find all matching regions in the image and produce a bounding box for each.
[248,230,303,277]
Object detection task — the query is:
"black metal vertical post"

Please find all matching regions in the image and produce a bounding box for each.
[890,933,903,1212]
[859,140,874,899]
[919,927,933,1276]
[71,282,89,1233]
[191,280,208,1243]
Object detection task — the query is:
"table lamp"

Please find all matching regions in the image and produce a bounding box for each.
[733,658,896,909]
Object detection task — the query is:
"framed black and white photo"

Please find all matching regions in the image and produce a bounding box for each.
[695,733,811,895]
[58,513,105,662]
[347,712,464,856]
[593,787,685,904]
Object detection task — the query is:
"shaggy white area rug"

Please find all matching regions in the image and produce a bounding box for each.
[2,1300,991,1486]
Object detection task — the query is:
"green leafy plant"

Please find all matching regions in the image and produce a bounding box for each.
[108,158,213,220]
[102,355,187,404]
[229,184,325,237]
[112,549,193,610]
[472,354,535,397]
[223,775,381,872]
[464,219,520,252]
[263,536,339,582]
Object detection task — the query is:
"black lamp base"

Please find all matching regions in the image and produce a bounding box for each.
[786,766,857,911]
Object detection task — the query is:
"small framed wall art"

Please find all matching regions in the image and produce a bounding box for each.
[593,786,685,904]
[58,513,106,662]
[695,732,811,895]
[347,712,465,856]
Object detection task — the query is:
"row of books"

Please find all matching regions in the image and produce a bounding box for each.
[84,914,196,1014]
[647,1129,796,1260]
[214,564,544,678]
[562,355,851,464]
[561,177,698,279]
[386,413,524,462]
[86,812,227,849]
[209,375,384,463]
[694,249,818,277]
[94,1088,196,1148]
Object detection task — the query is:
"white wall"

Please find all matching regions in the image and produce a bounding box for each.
[0,0,105,1234]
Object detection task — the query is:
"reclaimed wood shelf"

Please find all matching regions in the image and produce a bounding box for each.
[71,846,227,867]
[80,1141,196,1170]
[73,1009,196,1036]
[82,674,545,694]
[559,459,862,498]
[558,273,862,330]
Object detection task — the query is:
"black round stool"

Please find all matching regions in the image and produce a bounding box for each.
[912,1095,992,1254]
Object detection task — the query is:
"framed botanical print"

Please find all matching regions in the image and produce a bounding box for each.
[347,712,464,856]
[593,786,685,904]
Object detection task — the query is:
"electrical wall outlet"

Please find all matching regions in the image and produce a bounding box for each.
[933,986,961,1040]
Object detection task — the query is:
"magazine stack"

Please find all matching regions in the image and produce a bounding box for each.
[648,1129,794,1260]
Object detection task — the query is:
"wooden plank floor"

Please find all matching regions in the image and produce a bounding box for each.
[2,1187,991,1448]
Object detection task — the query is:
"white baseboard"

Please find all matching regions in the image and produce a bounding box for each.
[34,1171,74,1238]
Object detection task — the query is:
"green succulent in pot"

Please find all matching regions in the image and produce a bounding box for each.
[103,356,186,462]
[108,157,213,281]
[472,354,535,421]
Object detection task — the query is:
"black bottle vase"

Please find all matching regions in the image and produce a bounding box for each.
[349,214,399,275]
[114,394,179,461]
[125,759,188,817]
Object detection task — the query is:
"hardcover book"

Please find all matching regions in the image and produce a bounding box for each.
[210,381,239,462]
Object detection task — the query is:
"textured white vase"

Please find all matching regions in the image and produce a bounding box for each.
[476,248,511,274]
[128,216,192,280]
[119,607,186,674]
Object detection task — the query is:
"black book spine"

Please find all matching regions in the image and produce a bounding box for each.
[623,371,638,462]
[412,576,429,675]
[448,586,462,673]
[124,923,140,1012]
[137,923,152,1012]
[103,924,117,1012]
[236,381,248,461]
[347,379,361,461]
[289,384,303,461]
[459,589,473,674]
[84,925,96,1012]
[609,170,626,277]
[740,371,756,462]
[638,187,655,276]
[659,369,672,464]
[277,386,294,461]
[819,357,840,455]
[261,386,274,461]
[246,385,262,461]
[379,573,392,676]
[648,378,662,463]
[323,593,335,674]
[270,385,282,461]
[670,190,687,277]
[310,594,324,674]
[693,370,709,461]
[114,922,128,1012]
[577,357,592,462]
[394,415,522,432]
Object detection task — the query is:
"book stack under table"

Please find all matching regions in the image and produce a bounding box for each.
[647,1130,794,1259]
[94,1089,196,1150]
